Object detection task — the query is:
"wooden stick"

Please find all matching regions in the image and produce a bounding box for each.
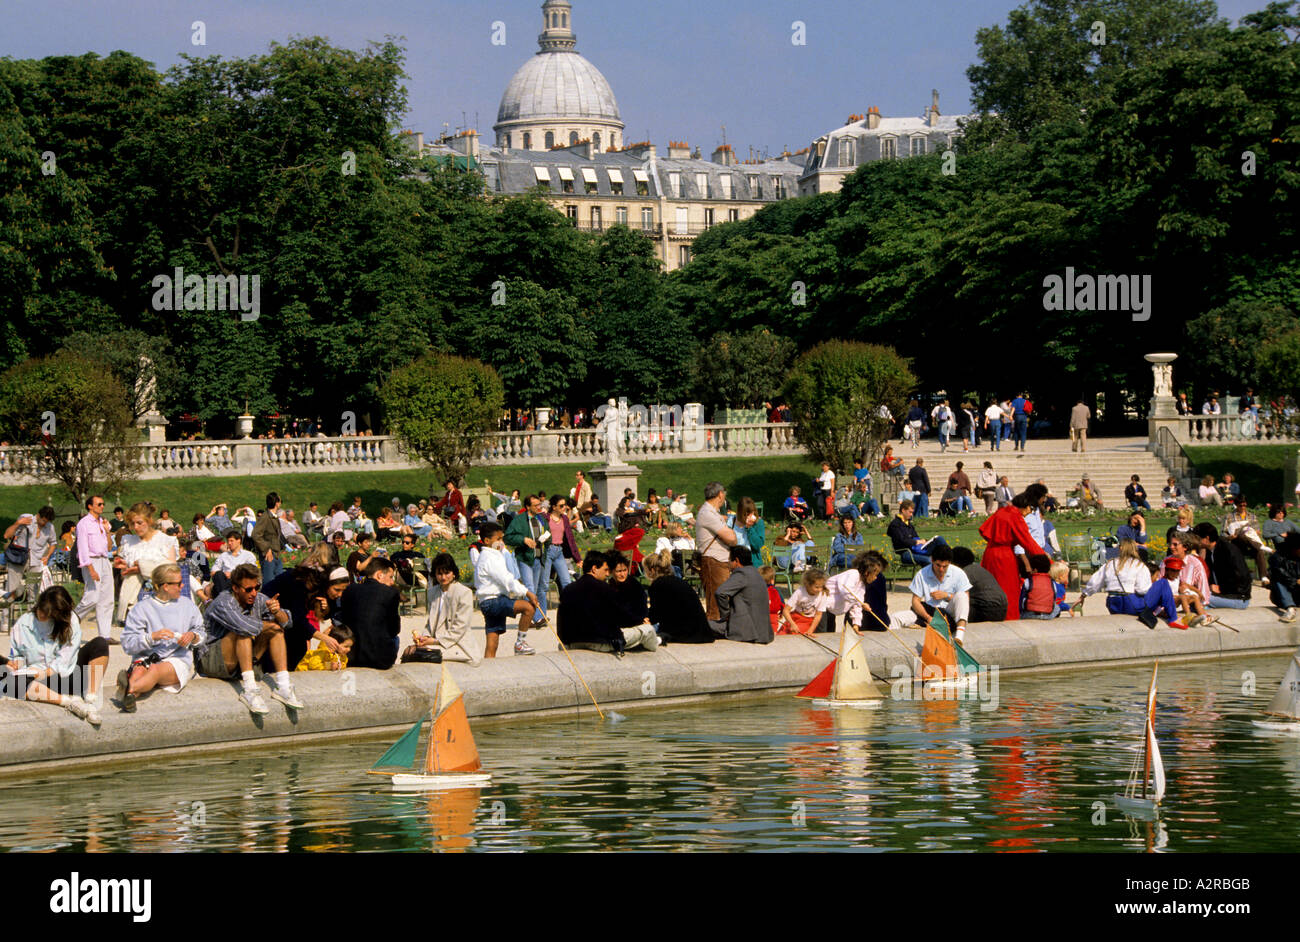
[540,622,605,720]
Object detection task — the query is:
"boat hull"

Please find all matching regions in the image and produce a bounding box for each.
[810,697,883,709]
[1251,718,1300,736]
[916,674,978,691]
[391,772,492,790]
[1112,794,1161,820]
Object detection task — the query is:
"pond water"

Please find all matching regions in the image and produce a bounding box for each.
[2,655,1298,852]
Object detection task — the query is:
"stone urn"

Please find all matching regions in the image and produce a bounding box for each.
[236,413,255,440]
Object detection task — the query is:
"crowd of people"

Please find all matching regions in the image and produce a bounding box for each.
[0,454,1285,726]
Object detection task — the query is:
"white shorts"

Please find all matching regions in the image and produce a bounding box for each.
[159,656,194,693]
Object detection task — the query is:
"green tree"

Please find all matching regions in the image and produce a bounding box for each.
[782,341,916,472]
[58,330,180,421]
[379,353,504,484]
[1185,301,1297,397]
[689,329,796,410]
[1254,328,1300,400]
[0,352,139,501]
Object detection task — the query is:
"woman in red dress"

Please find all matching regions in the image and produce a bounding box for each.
[979,492,1045,620]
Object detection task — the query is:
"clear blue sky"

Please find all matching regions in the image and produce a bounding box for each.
[5,0,1269,159]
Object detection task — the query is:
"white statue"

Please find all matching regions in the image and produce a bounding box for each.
[602,397,621,466]
[1152,362,1173,399]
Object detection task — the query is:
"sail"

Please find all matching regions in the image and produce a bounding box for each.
[1265,652,1300,721]
[832,625,884,700]
[372,717,425,771]
[427,665,482,775]
[920,621,958,683]
[1148,721,1166,802]
[796,660,836,700]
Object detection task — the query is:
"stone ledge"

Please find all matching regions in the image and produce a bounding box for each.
[1,610,1295,773]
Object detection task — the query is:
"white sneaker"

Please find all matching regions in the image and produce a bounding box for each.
[63,696,90,720]
[642,629,661,652]
[270,683,304,710]
[240,688,271,715]
[1281,608,1297,624]
[84,703,102,725]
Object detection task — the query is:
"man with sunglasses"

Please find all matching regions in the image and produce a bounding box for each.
[391,535,428,595]
[197,563,301,715]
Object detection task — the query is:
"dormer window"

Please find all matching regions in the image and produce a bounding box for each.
[838,138,855,167]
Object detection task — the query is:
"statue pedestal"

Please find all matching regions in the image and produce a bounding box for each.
[590,464,642,512]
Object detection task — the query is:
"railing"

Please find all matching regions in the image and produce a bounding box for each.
[1152,426,1198,494]
[0,424,808,483]
[1170,413,1300,444]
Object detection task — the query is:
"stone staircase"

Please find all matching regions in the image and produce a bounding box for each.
[876,437,1182,508]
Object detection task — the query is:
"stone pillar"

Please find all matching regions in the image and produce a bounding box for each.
[1144,353,1180,447]
[533,431,560,459]
[590,463,642,512]
[682,402,705,452]
[233,440,261,472]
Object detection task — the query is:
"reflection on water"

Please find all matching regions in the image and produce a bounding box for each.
[2,657,1298,852]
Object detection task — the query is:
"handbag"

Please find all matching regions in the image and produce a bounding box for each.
[4,538,29,569]
[401,646,442,664]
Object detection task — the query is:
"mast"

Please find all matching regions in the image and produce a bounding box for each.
[1141,663,1158,799]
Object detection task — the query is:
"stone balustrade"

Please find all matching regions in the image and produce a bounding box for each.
[0,423,806,484]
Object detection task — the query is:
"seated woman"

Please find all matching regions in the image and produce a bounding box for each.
[117,563,205,711]
[829,516,864,570]
[774,522,817,572]
[614,496,649,532]
[608,552,649,624]
[1076,539,1152,615]
[783,486,811,523]
[3,585,108,725]
[156,509,182,537]
[1161,476,1188,508]
[262,564,351,670]
[1113,511,1150,564]
[374,506,403,542]
[1262,505,1300,549]
[1222,496,1271,582]
[557,551,659,654]
[668,494,694,526]
[1198,475,1225,507]
[643,489,666,530]
[586,496,614,531]
[644,550,714,643]
[405,553,477,664]
[464,495,490,535]
[880,445,906,478]
[1125,475,1152,510]
[114,502,179,626]
[733,496,765,556]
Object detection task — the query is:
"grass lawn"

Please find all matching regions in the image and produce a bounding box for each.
[1185,444,1298,503]
[0,456,826,531]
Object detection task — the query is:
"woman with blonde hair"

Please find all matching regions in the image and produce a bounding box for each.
[643,549,714,644]
[113,502,178,626]
[1166,504,1194,547]
[1077,539,1152,615]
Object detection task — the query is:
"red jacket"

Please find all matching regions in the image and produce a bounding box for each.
[433,488,466,518]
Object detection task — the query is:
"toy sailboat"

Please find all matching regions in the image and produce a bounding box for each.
[369,664,492,790]
[918,611,979,688]
[1113,662,1165,819]
[1252,647,1300,735]
[796,624,884,708]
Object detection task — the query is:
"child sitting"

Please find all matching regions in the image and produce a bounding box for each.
[775,523,817,572]
[1020,554,1059,620]
[761,566,798,634]
[295,624,353,672]
[786,568,830,634]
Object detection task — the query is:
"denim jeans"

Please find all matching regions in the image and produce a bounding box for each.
[938,427,949,449]
[540,544,572,597]
[988,421,1001,449]
[1129,499,1152,510]
[1271,580,1297,609]
[588,513,613,531]
[518,556,546,623]
[1207,594,1250,609]
[913,493,930,517]
[1014,417,1028,449]
[260,553,284,583]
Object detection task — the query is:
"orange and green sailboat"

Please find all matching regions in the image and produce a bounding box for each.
[918,611,979,688]
[370,664,492,790]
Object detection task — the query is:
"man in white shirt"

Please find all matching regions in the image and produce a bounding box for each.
[473,522,540,659]
[909,543,972,643]
[984,400,1004,451]
[279,510,309,549]
[211,531,257,594]
[816,463,836,520]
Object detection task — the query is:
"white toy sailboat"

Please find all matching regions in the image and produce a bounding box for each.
[796,624,884,708]
[1113,662,1165,819]
[369,664,492,790]
[1252,648,1300,735]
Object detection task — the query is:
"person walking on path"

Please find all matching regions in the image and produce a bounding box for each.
[984,399,1003,451]
[73,495,116,642]
[979,491,1045,620]
[1070,398,1091,453]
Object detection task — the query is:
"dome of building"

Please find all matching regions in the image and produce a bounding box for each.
[494,1,625,152]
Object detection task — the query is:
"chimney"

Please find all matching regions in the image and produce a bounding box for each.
[712,144,735,166]
[866,107,880,130]
[928,89,941,127]
[667,140,691,159]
